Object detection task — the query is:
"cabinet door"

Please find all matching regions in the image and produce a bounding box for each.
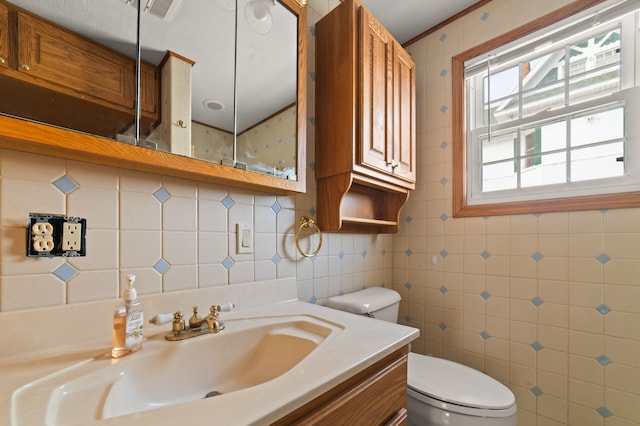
[140,62,158,115]
[359,6,393,175]
[16,12,135,109]
[391,42,416,183]
[0,3,8,71]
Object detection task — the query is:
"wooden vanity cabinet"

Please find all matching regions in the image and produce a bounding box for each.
[0,2,159,137]
[273,346,408,426]
[0,3,7,71]
[315,0,415,233]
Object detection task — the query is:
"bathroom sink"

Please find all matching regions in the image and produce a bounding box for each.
[11,314,341,425]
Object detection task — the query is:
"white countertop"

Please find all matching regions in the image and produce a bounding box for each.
[0,279,418,425]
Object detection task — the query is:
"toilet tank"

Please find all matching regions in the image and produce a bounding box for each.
[325,287,401,323]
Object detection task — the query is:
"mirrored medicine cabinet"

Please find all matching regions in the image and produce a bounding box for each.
[0,0,307,194]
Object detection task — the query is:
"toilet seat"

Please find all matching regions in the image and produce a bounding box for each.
[407,353,517,417]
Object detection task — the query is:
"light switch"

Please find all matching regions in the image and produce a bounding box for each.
[236,223,253,254]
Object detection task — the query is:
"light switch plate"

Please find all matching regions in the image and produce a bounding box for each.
[236,223,253,254]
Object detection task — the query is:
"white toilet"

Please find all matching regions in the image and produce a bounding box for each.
[325,287,517,426]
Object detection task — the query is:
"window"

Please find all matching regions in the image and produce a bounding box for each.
[453,0,640,217]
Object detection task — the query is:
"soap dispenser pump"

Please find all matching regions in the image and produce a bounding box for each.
[112,274,144,358]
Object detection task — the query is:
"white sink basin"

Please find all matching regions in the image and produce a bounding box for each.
[11,314,341,425]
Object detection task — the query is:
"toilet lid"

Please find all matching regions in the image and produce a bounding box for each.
[408,353,515,410]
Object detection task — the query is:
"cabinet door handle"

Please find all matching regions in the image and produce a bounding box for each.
[21,64,30,71]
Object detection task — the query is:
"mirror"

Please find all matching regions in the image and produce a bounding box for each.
[0,0,306,191]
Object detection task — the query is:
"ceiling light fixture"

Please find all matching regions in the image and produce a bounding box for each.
[203,99,226,111]
[245,0,275,34]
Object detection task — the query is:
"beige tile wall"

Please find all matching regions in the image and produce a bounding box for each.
[395,0,640,425]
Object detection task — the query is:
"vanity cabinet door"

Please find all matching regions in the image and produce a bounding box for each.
[16,11,136,111]
[0,3,7,71]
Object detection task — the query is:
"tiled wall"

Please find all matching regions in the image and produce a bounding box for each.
[395,0,640,425]
[0,0,393,312]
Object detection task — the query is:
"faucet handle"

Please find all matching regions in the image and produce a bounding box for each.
[149,312,174,325]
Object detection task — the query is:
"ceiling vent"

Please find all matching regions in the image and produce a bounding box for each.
[122,0,181,20]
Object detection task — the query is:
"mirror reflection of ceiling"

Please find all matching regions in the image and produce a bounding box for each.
[8,0,297,134]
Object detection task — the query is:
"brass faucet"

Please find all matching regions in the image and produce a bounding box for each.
[150,303,234,341]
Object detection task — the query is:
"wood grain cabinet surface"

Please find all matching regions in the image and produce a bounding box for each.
[315,0,416,233]
[272,346,409,426]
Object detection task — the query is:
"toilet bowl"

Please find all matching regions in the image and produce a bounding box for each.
[325,287,517,426]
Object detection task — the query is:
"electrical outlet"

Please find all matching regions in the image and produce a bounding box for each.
[27,214,87,258]
[62,222,82,252]
[31,222,54,253]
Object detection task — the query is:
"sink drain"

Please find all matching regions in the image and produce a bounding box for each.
[204,391,222,399]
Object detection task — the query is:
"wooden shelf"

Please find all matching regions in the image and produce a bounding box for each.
[317,173,409,233]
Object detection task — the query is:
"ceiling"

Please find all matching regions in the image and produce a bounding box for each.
[360,0,480,44]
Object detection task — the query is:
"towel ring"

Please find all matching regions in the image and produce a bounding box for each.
[295,216,323,258]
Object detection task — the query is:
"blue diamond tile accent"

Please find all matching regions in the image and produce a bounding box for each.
[440,140,448,149]
[532,251,544,262]
[308,26,315,37]
[403,314,411,322]
[271,254,281,265]
[440,249,448,258]
[405,215,413,223]
[405,249,413,257]
[52,175,79,195]
[309,296,317,304]
[338,250,345,260]
[596,407,613,418]
[531,341,544,352]
[480,331,490,340]
[153,258,170,274]
[440,177,448,185]
[153,187,170,203]
[481,250,491,260]
[481,290,490,300]
[481,12,490,20]
[440,213,448,221]
[439,286,447,294]
[221,195,234,209]
[439,322,447,330]
[439,33,447,42]
[309,161,316,171]
[53,263,78,282]
[531,387,543,397]
[596,304,611,315]
[405,282,412,290]
[222,256,234,270]
[271,202,281,214]
[381,249,386,256]
[596,253,611,264]
[440,69,448,77]
[596,355,612,366]
[362,250,367,258]
[440,105,448,113]
[309,207,317,216]
[531,297,544,307]
[338,291,344,296]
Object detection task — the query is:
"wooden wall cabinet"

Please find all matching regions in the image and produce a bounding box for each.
[273,346,409,426]
[0,2,158,138]
[316,0,415,233]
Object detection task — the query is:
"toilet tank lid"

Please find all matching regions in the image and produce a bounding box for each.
[325,287,400,314]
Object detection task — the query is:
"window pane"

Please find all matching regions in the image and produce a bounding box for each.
[569,66,620,105]
[571,107,624,147]
[521,152,567,187]
[527,50,564,87]
[568,28,620,77]
[571,142,624,182]
[519,121,566,159]
[485,66,519,103]
[521,81,565,118]
[487,96,518,125]
[482,131,517,163]
[482,161,517,192]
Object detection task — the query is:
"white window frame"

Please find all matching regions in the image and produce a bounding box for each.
[452,0,640,217]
